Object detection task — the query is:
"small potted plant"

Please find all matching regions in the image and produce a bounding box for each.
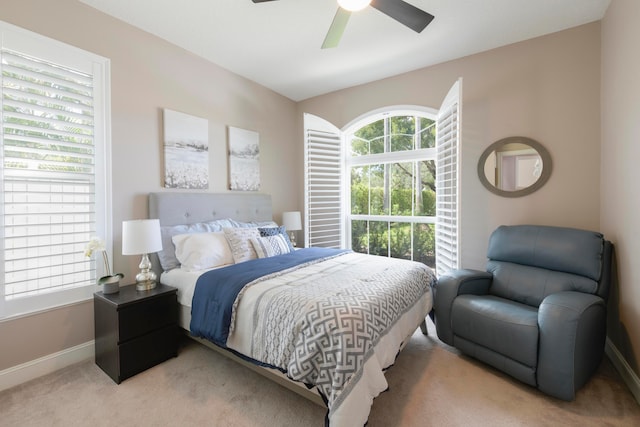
[85,237,123,294]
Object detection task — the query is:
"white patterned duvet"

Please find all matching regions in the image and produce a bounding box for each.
[162,251,435,426]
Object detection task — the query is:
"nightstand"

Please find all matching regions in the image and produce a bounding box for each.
[94,283,178,384]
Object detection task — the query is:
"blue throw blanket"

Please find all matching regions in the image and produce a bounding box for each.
[190,247,348,347]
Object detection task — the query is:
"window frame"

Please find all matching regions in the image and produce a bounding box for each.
[344,107,438,264]
[0,20,112,319]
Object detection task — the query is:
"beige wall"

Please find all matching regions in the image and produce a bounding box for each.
[0,0,299,371]
[601,0,640,377]
[1,0,637,391]
[298,23,602,270]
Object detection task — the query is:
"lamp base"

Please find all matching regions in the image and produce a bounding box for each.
[135,253,157,291]
[136,279,156,291]
[288,231,297,247]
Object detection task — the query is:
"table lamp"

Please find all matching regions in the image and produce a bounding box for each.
[282,211,302,247]
[122,219,163,291]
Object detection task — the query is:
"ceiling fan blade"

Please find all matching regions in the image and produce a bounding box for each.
[370,0,434,33]
[322,8,351,49]
[252,0,278,3]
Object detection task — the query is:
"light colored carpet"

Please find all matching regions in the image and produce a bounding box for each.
[1,321,639,427]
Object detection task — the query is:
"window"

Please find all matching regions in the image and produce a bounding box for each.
[347,113,437,267]
[0,21,111,318]
[304,79,461,274]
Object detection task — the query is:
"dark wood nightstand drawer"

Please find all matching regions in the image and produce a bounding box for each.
[94,284,178,384]
[119,293,176,342]
[119,323,178,381]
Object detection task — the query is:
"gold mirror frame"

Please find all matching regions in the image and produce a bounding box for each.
[477,136,552,198]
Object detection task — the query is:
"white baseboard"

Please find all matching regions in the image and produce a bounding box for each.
[0,341,94,393]
[605,337,640,405]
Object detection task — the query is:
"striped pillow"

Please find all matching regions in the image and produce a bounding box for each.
[258,225,295,251]
[251,234,292,258]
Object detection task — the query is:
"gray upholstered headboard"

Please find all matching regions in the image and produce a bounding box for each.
[148,192,273,277]
[149,192,272,226]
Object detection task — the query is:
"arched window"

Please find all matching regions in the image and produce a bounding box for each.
[345,109,437,267]
[304,79,461,275]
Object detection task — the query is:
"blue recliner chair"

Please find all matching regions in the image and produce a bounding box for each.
[433,225,613,400]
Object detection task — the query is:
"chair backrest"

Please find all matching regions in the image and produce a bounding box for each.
[486,225,609,307]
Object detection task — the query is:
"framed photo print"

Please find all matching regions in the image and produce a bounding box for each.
[228,126,260,191]
[163,109,209,189]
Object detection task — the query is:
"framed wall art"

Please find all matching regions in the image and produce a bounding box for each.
[163,109,209,189]
[228,126,260,191]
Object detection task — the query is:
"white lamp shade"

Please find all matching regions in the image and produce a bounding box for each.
[282,211,302,231]
[122,219,163,255]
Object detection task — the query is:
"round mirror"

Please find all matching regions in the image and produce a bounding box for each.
[477,136,552,197]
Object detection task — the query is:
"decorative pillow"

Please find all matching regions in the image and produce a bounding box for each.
[172,232,234,272]
[158,218,236,271]
[258,225,295,251]
[223,227,261,263]
[251,234,293,259]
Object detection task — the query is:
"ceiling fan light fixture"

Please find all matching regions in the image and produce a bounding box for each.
[337,0,371,12]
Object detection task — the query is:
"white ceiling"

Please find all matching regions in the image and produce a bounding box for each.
[79,0,611,102]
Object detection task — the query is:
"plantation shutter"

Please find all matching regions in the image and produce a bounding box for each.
[435,79,462,276]
[1,21,110,318]
[303,113,343,248]
[1,49,97,299]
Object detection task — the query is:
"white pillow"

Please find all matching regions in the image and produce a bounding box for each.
[172,232,234,272]
[158,218,237,271]
[251,234,292,258]
[223,227,260,263]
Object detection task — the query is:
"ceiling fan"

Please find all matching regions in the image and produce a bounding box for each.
[252,0,435,49]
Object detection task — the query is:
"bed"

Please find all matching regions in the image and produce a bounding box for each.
[149,192,435,426]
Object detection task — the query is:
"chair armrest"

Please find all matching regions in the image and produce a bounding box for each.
[433,269,493,345]
[537,291,606,400]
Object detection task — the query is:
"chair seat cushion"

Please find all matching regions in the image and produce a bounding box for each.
[452,295,539,367]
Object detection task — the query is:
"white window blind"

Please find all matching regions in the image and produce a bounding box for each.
[1,21,111,318]
[2,49,96,299]
[435,80,462,276]
[304,114,343,248]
